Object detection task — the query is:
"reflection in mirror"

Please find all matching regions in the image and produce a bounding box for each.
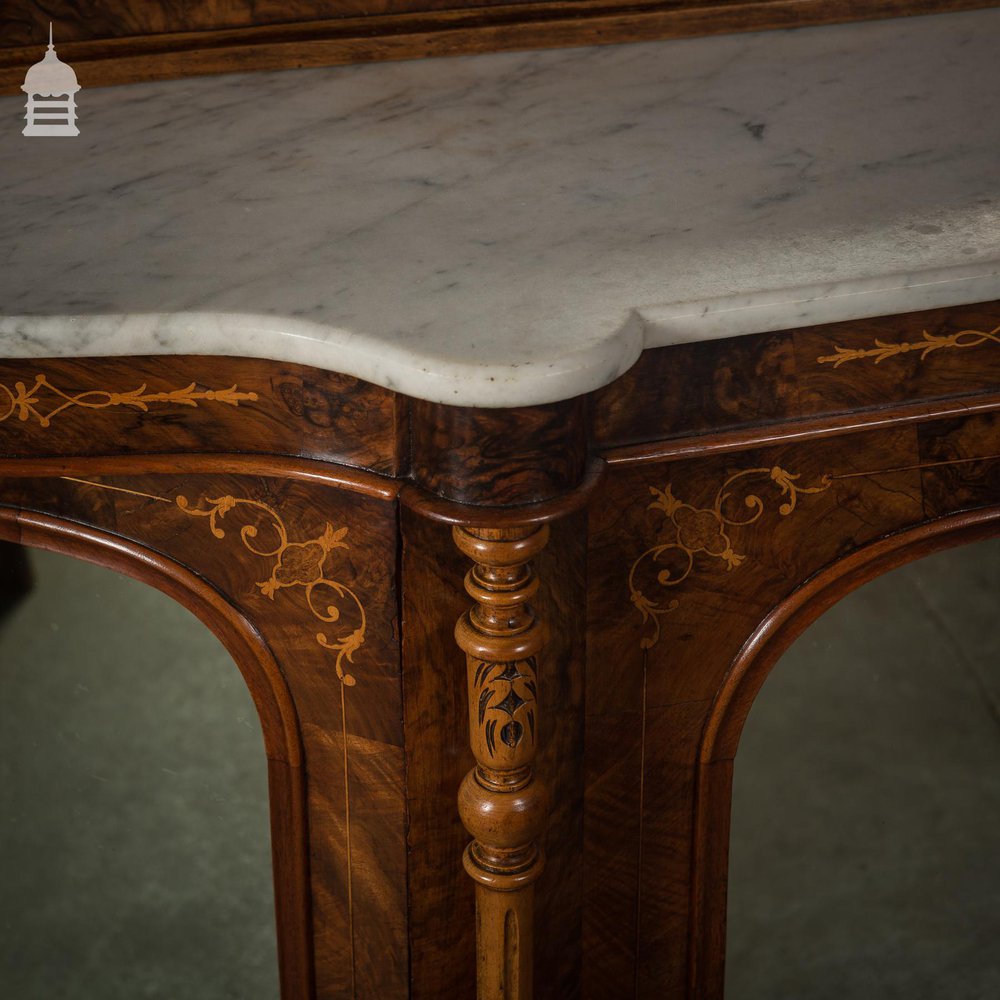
[0,546,279,998]
[727,538,1000,999]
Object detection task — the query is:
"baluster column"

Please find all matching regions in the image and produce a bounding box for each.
[453,522,550,1000]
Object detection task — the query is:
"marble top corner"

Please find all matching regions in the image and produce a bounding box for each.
[1,8,998,406]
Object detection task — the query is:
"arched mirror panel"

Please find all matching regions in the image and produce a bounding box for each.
[0,543,280,998]
[727,537,1000,998]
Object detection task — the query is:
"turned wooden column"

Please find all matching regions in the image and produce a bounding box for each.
[453,523,550,1000]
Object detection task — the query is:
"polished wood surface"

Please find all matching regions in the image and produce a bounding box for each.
[400,508,586,998]
[0,471,405,999]
[593,300,1000,451]
[0,506,313,998]
[690,506,1000,997]
[3,294,1000,997]
[584,415,1000,996]
[453,524,550,999]
[1,1,992,93]
[0,357,408,476]
[7,0,985,43]
[411,397,587,506]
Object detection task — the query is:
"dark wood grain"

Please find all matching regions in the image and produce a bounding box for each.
[635,699,711,998]
[604,391,1000,467]
[400,458,605,527]
[917,411,1000,518]
[627,422,928,990]
[584,412,1000,996]
[593,331,798,450]
[410,396,588,506]
[0,506,313,998]
[401,505,586,998]
[794,301,1000,417]
[0,470,406,1000]
[689,505,1000,997]
[593,300,1000,457]
[0,454,400,502]
[1,1,991,94]
[400,508,476,999]
[0,356,409,477]
[533,510,587,1000]
[581,702,643,999]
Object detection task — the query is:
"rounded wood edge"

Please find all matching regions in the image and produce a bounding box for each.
[400,457,606,525]
[602,391,1000,467]
[0,0,988,96]
[0,453,401,501]
[0,506,303,767]
[688,504,1000,999]
[0,505,314,1000]
[701,505,1000,765]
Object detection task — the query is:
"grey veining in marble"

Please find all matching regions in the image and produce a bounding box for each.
[1,9,998,405]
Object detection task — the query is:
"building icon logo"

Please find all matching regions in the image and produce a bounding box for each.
[22,24,80,137]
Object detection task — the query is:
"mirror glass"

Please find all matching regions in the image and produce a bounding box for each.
[0,544,279,998]
[727,538,1000,998]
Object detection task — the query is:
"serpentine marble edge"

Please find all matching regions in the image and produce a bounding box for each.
[1,9,998,406]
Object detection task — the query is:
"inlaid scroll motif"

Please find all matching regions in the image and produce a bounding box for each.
[475,658,538,759]
[169,492,367,989]
[175,494,365,683]
[817,326,1000,368]
[629,466,831,650]
[61,474,367,992]
[0,375,257,428]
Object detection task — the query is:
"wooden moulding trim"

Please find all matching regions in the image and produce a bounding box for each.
[0,452,401,501]
[0,0,989,94]
[400,456,606,525]
[0,506,303,767]
[700,504,1000,764]
[0,505,313,1000]
[689,504,1000,999]
[603,390,1000,466]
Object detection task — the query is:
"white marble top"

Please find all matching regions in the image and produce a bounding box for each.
[1,9,998,406]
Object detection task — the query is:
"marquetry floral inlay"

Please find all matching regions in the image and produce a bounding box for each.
[60,473,367,986]
[817,327,1000,368]
[0,374,257,428]
[175,494,366,684]
[629,466,831,649]
[171,490,366,985]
